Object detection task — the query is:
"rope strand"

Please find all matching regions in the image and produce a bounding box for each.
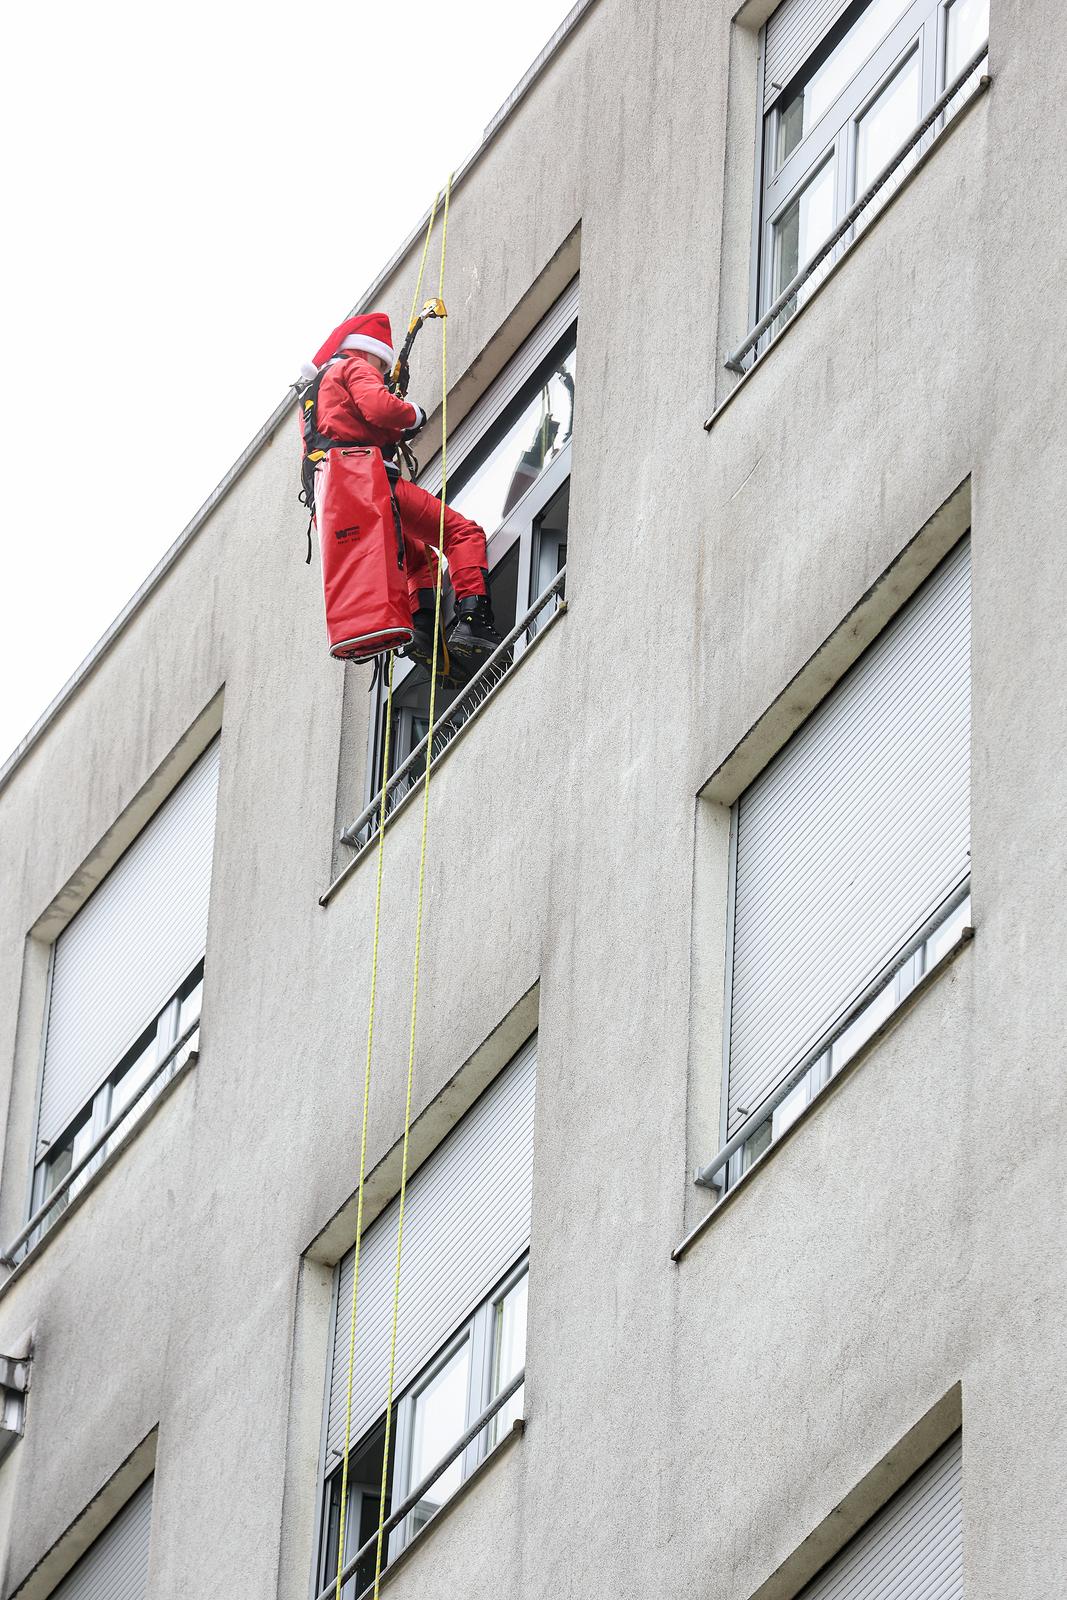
[331,186,441,1600]
[371,170,453,1597]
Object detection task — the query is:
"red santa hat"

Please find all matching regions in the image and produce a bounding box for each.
[304,312,396,378]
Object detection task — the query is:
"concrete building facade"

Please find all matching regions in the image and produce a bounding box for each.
[0,0,1063,1596]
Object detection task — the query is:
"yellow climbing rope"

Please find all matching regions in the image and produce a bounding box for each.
[371,170,453,1598]
[332,186,443,1600]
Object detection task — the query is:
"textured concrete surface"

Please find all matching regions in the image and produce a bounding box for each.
[0,0,1064,1596]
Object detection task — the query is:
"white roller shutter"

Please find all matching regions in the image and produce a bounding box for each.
[54,1477,153,1600]
[800,1434,962,1600]
[38,739,220,1149]
[420,279,578,497]
[727,540,970,1135]
[326,1038,536,1459]
[764,0,854,108]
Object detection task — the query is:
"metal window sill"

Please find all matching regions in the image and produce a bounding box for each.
[352,1418,525,1600]
[672,927,974,1263]
[704,72,991,434]
[0,1051,198,1302]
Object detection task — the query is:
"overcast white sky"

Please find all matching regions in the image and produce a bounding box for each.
[0,1,576,765]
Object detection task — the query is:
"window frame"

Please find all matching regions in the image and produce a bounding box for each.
[364,313,578,802]
[720,883,971,1191]
[712,535,973,1193]
[753,0,986,324]
[318,1254,529,1596]
[28,959,205,1234]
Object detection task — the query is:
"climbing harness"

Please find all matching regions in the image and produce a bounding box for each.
[331,179,454,1600]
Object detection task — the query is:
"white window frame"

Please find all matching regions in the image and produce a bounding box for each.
[365,289,578,800]
[319,1256,529,1596]
[28,961,204,1241]
[752,0,989,326]
[720,884,971,1191]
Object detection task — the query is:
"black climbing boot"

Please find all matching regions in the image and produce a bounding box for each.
[448,589,502,662]
[403,591,462,683]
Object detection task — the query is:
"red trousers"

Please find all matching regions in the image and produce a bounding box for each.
[393,478,487,604]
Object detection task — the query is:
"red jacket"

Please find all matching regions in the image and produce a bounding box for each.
[314,354,421,451]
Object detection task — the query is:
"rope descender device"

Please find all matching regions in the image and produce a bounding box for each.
[389,297,447,399]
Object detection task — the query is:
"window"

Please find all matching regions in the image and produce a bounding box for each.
[795,1433,961,1599]
[367,282,578,790]
[711,539,970,1193]
[51,1477,153,1600]
[755,0,989,327]
[317,1040,536,1597]
[31,962,204,1235]
[29,739,219,1245]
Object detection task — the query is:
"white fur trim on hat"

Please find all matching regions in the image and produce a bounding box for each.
[340,333,396,366]
[298,361,319,383]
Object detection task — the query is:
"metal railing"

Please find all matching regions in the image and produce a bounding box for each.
[315,1366,525,1600]
[0,1017,201,1269]
[339,570,567,856]
[725,44,990,377]
[693,879,973,1194]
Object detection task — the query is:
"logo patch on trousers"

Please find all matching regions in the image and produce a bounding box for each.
[335,525,360,542]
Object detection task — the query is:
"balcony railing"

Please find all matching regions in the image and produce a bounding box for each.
[331,569,567,872]
[725,43,990,379]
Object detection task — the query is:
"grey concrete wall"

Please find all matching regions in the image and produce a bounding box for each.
[0,0,1064,1597]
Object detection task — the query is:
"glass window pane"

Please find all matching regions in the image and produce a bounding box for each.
[49,1114,97,1210]
[109,1035,159,1121]
[831,977,898,1072]
[448,344,576,538]
[490,1272,528,1445]
[322,1420,392,1600]
[855,47,921,194]
[945,0,989,80]
[179,978,203,1037]
[771,1071,812,1139]
[409,1340,471,1531]
[742,1117,772,1173]
[773,156,836,298]
[774,0,913,166]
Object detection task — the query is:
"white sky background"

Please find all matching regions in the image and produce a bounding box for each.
[0,0,577,764]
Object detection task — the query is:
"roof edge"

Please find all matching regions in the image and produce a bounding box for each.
[0,0,600,795]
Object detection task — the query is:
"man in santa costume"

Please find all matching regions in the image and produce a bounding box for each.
[301,311,500,666]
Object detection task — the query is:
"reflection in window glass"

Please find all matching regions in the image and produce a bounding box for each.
[855,47,921,193]
[945,0,989,80]
[490,1273,528,1445]
[449,345,576,538]
[775,0,913,167]
[409,1341,471,1531]
[742,1117,773,1172]
[773,156,836,296]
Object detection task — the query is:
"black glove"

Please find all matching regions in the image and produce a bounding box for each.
[402,402,427,441]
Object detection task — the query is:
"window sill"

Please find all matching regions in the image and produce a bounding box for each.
[0,1050,198,1301]
[705,71,991,434]
[672,927,974,1263]
[355,1418,525,1600]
